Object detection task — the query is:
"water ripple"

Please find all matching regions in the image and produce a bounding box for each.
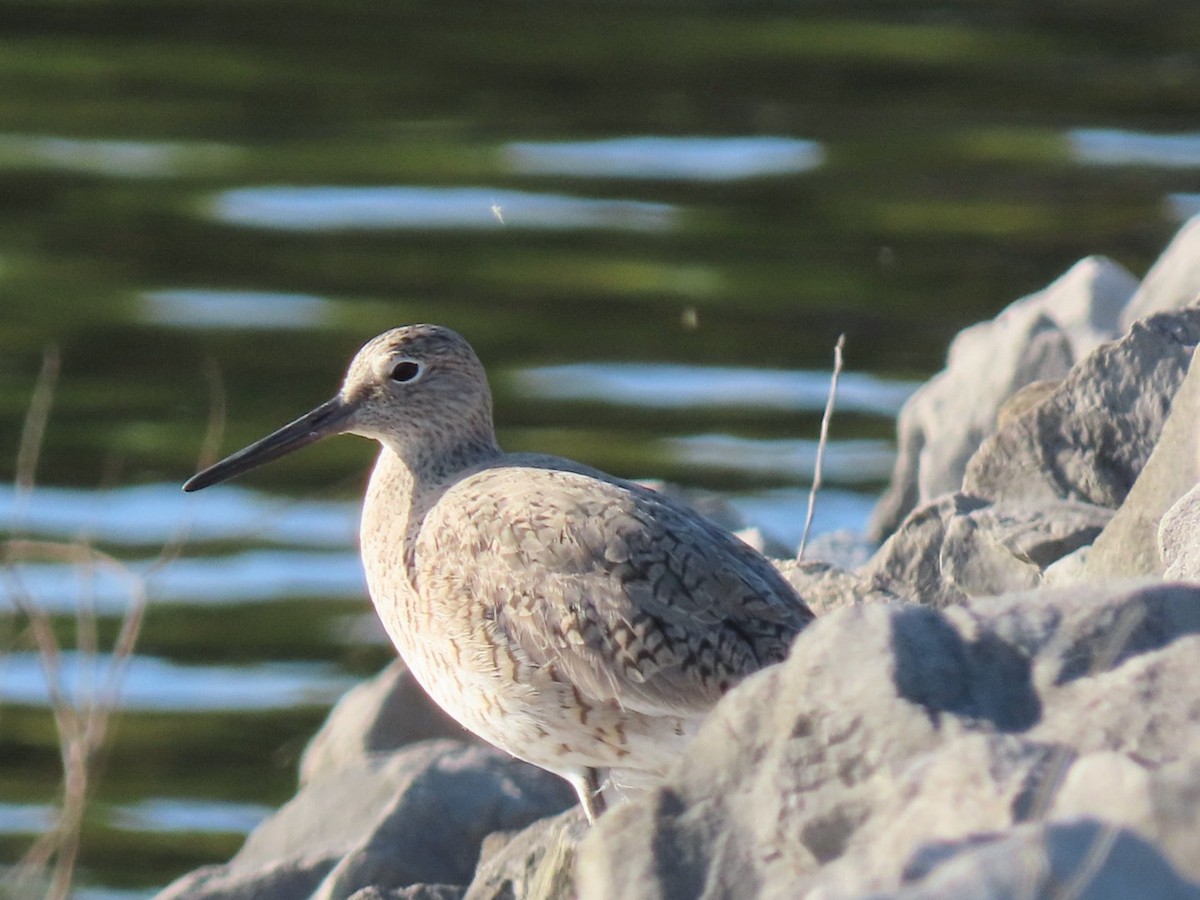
[506,135,824,181]
[141,289,331,329]
[0,651,356,711]
[1070,128,1200,168]
[0,133,236,178]
[208,185,677,232]
[514,363,918,416]
[663,434,895,483]
[3,550,365,613]
[0,482,357,547]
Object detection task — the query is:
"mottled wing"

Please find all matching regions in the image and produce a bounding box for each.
[414,459,813,717]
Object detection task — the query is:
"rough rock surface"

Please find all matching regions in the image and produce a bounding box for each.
[155,742,573,900]
[1119,212,1200,330]
[464,808,586,900]
[1161,483,1200,581]
[577,583,1200,899]
[885,819,1200,900]
[869,256,1137,540]
[156,220,1200,900]
[1083,344,1200,579]
[300,660,477,785]
[962,308,1200,508]
[859,495,1112,606]
[348,887,465,900]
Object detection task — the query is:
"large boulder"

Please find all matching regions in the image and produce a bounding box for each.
[300,660,476,785]
[869,256,1137,540]
[885,819,1200,900]
[1119,212,1200,330]
[859,494,1111,607]
[962,308,1200,509]
[1160,484,1200,581]
[463,808,586,900]
[1082,344,1200,579]
[576,582,1200,899]
[155,742,573,900]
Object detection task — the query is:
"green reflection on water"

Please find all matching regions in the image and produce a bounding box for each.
[1,0,1199,892]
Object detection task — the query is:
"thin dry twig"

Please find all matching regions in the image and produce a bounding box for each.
[3,352,227,898]
[15,345,60,504]
[1,350,155,900]
[798,334,845,560]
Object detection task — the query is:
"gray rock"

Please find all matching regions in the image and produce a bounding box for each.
[348,887,465,900]
[1084,345,1200,579]
[939,499,1111,597]
[1049,752,1200,883]
[464,808,587,900]
[155,741,573,900]
[870,256,1136,540]
[798,734,1070,898]
[1120,213,1200,331]
[772,556,899,615]
[995,377,1062,428]
[858,495,1110,606]
[955,581,1200,695]
[963,308,1200,507]
[1041,544,1091,587]
[300,660,475,786]
[888,819,1200,900]
[861,494,987,607]
[1160,483,1200,581]
[576,582,1200,900]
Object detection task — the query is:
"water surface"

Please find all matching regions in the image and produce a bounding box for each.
[1,2,1198,895]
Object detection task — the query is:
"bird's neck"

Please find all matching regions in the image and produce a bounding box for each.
[382,431,502,490]
[361,434,501,595]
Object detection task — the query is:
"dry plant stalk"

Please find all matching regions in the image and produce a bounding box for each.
[1,348,224,899]
[798,334,845,561]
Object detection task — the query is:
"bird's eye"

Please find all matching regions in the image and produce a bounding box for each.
[389,360,422,383]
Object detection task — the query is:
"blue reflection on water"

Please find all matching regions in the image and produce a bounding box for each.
[109,798,272,834]
[514,363,918,416]
[0,133,236,178]
[664,434,894,483]
[0,802,55,835]
[1169,194,1200,221]
[0,483,357,547]
[141,289,331,329]
[4,550,365,613]
[0,798,269,836]
[506,135,824,181]
[208,186,677,232]
[1070,128,1200,168]
[725,487,878,550]
[0,651,357,711]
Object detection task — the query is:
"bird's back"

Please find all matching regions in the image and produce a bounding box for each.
[406,454,812,724]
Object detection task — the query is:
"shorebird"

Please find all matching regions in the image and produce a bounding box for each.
[184,325,814,821]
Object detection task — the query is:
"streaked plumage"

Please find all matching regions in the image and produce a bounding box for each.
[185,324,814,819]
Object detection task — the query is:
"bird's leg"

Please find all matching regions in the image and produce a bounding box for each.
[570,767,608,823]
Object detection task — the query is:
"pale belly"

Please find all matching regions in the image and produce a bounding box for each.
[366,575,693,781]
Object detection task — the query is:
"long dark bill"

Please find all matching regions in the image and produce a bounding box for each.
[183,396,354,492]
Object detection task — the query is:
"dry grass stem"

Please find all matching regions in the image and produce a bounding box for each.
[0,346,213,899]
[14,346,59,504]
[798,334,845,561]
